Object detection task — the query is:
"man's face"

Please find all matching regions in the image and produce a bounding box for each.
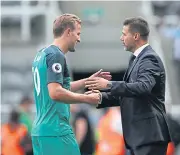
[68,22,81,52]
[120,25,136,52]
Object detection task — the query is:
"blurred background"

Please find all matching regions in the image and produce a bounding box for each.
[1,1,180,155]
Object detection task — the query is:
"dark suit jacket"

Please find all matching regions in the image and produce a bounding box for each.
[97,45,171,149]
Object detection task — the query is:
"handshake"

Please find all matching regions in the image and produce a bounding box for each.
[83,69,112,105]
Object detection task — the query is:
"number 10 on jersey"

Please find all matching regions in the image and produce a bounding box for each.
[32,67,40,96]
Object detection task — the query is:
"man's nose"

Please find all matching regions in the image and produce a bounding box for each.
[77,38,80,43]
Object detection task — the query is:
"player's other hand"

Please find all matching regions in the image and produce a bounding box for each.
[85,90,101,104]
[89,69,112,81]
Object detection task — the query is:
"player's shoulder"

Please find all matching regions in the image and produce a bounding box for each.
[44,45,64,58]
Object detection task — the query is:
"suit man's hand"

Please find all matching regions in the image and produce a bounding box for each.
[85,77,109,90]
[89,69,112,81]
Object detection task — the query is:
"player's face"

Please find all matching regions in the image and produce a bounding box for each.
[68,22,81,52]
[120,25,136,52]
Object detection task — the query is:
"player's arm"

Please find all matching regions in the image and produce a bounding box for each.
[48,83,96,104]
[46,51,99,104]
[70,78,87,92]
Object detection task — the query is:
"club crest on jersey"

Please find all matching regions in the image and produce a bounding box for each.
[52,63,62,73]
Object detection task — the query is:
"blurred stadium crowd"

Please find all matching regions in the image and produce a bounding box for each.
[1,1,180,155]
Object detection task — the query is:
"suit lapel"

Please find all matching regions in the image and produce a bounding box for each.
[123,55,136,81]
[123,68,128,80]
[125,45,151,81]
[126,58,139,80]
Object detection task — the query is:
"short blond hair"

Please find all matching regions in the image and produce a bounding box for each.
[53,13,81,38]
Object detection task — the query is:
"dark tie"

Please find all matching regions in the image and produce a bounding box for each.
[128,54,136,68]
[124,54,136,80]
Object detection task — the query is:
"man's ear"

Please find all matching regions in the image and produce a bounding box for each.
[67,28,71,37]
[64,28,71,37]
[134,33,140,40]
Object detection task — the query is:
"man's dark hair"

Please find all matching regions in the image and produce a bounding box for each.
[123,17,150,41]
[53,13,81,38]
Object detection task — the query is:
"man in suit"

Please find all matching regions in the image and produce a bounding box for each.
[85,17,171,155]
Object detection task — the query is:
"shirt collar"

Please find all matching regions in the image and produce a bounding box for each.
[133,43,149,57]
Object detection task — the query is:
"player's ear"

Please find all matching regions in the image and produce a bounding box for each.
[66,28,71,37]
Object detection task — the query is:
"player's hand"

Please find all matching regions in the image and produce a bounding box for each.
[89,69,112,81]
[85,77,109,90]
[85,90,101,104]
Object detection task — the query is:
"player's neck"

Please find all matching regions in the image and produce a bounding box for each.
[52,39,68,54]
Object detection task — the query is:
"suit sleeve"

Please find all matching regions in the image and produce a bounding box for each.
[96,92,120,109]
[110,55,162,97]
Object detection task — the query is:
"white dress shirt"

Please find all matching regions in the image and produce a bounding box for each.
[133,43,149,57]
